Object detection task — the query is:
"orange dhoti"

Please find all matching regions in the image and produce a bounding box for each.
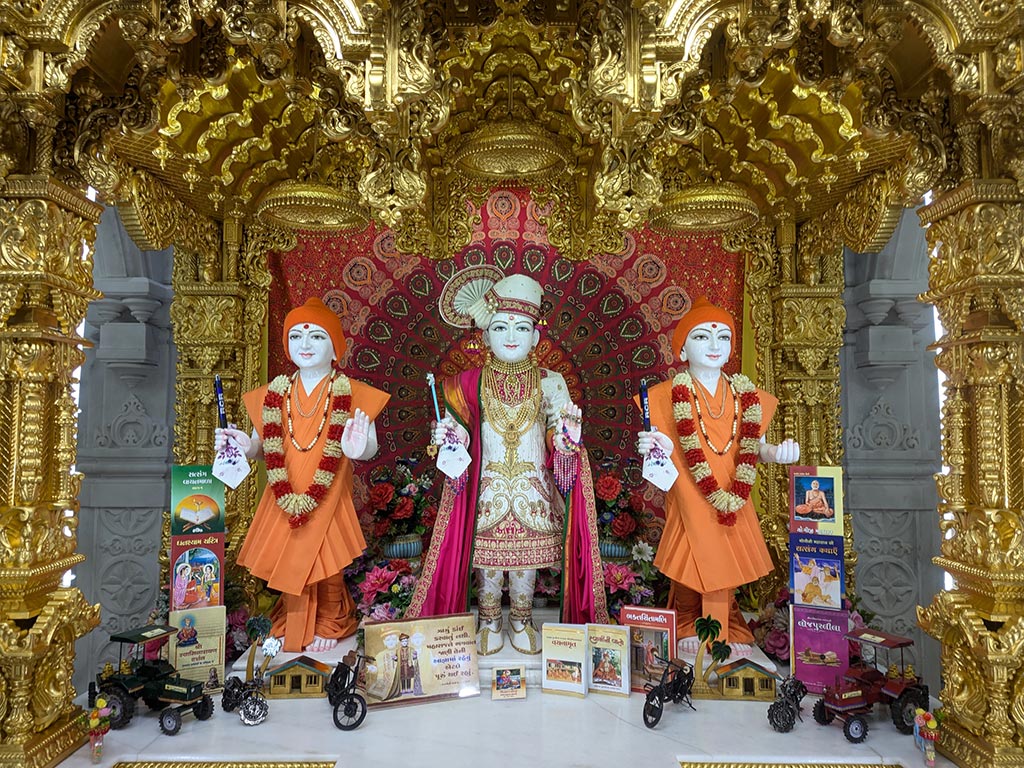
[240,377,390,652]
[641,378,778,645]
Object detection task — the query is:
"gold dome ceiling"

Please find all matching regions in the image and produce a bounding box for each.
[4,0,1000,260]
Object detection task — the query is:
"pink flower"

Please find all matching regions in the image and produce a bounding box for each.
[359,565,398,601]
[764,627,790,661]
[603,562,638,594]
[370,603,398,622]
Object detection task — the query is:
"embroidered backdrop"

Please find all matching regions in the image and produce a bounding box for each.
[267,188,744,493]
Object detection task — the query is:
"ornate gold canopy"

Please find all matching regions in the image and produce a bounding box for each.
[2,2,1024,768]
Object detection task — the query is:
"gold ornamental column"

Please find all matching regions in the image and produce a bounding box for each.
[0,117,102,766]
[917,180,1024,768]
[725,217,847,603]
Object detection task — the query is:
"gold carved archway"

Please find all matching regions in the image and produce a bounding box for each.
[1,1,1022,766]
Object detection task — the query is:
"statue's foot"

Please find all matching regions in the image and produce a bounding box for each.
[305,635,339,653]
[508,618,541,655]
[477,619,504,656]
[728,642,753,658]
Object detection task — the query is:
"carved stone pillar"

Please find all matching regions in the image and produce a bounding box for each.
[0,173,102,766]
[917,180,1024,768]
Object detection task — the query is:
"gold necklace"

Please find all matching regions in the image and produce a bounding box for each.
[285,373,334,451]
[694,376,727,420]
[291,372,331,419]
[691,376,739,456]
[481,363,541,445]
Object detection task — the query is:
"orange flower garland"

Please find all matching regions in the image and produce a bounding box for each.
[672,371,761,526]
[262,374,352,528]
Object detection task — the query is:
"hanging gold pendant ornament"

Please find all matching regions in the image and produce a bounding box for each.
[649,182,760,234]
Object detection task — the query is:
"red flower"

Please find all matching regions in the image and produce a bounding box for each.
[629,491,645,512]
[392,496,415,520]
[610,513,637,538]
[388,559,412,575]
[369,483,395,510]
[420,504,438,529]
[373,519,391,538]
[595,474,622,502]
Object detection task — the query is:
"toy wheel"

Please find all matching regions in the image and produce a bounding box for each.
[143,697,164,711]
[642,691,664,729]
[239,695,269,726]
[768,701,796,733]
[101,687,134,729]
[333,693,367,731]
[843,715,868,743]
[221,678,242,712]
[891,690,923,734]
[159,708,182,736]
[787,677,808,705]
[812,698,834,725]
[193,694,214,721]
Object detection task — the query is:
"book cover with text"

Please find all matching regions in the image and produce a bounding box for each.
[789,465,844,536]
[790,533,844,610]
[620,605,676,694]
[790,605,850,694]
[171,465,225,535]
[542,624,587,698]
[586,623,630,697]
[169,605,226,687]
[170,534,224,611]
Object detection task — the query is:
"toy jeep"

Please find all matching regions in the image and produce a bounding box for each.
[812,626,928,743]
[97,624,214,735]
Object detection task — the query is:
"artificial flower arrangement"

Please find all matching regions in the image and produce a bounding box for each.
[82,696,111,762]
[346,556,418,622]
[594,468,647,546]
[593,462,670,621]
[362,460,438,551]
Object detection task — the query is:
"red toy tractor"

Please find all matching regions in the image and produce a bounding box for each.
[813,626,929,743]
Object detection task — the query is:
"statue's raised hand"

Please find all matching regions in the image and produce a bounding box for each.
[341,408,370,459]
[215,425,251,454]
[553,403,582,453]
[637,428,673,457]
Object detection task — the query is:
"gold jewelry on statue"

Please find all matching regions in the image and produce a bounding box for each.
[482,361,542,449]
[285,373,335,451]
[691,375,739,456]
[291,372,331,418]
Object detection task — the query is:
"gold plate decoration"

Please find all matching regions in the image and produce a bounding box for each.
[256,180,369,232]
[451,119,572,182]
[649,182,760,234]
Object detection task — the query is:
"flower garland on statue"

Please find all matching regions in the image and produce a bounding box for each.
[262,373,352,528]
[672,371,761,527]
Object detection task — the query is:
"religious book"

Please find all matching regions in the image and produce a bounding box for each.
[491,666,526,700]
[541,623,587,698]
[790,605,850,694]
[789,465,844,536]
[171,466,226,535]
[586,623,630,697]
[790,533,845,611]
[169,534,225,612]
[620,605,677,694]
[169,605,227,686]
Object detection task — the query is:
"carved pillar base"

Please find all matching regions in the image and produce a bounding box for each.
[0,711,87,768]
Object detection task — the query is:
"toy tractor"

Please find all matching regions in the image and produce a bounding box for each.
[813,626,929,743]
[96,624,214,735]
[767,675,808,733]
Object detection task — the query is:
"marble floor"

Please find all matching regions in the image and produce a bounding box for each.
[62,681,953,768]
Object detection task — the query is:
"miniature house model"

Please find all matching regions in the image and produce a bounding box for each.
[715,659,779,701]
[265,655,334,699]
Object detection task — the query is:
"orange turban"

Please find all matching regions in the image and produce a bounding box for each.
[671,297,735,358]
[282,297,347,362]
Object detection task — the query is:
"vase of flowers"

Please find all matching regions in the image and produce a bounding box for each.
[365,460,438,569]
[83,696,111,763]
[594,468,644,562]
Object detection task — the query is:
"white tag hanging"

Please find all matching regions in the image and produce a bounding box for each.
[212,435,252,489]
[642,444,678,492]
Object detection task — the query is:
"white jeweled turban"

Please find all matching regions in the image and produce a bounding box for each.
[439,266,543,329]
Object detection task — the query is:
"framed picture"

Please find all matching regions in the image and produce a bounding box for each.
[362,613,480,707]
[491,666,526,700]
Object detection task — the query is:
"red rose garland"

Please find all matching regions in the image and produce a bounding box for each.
[262,374,352,528]
[672,371,761,527]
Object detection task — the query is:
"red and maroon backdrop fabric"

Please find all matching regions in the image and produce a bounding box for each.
[267,188,744,482]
